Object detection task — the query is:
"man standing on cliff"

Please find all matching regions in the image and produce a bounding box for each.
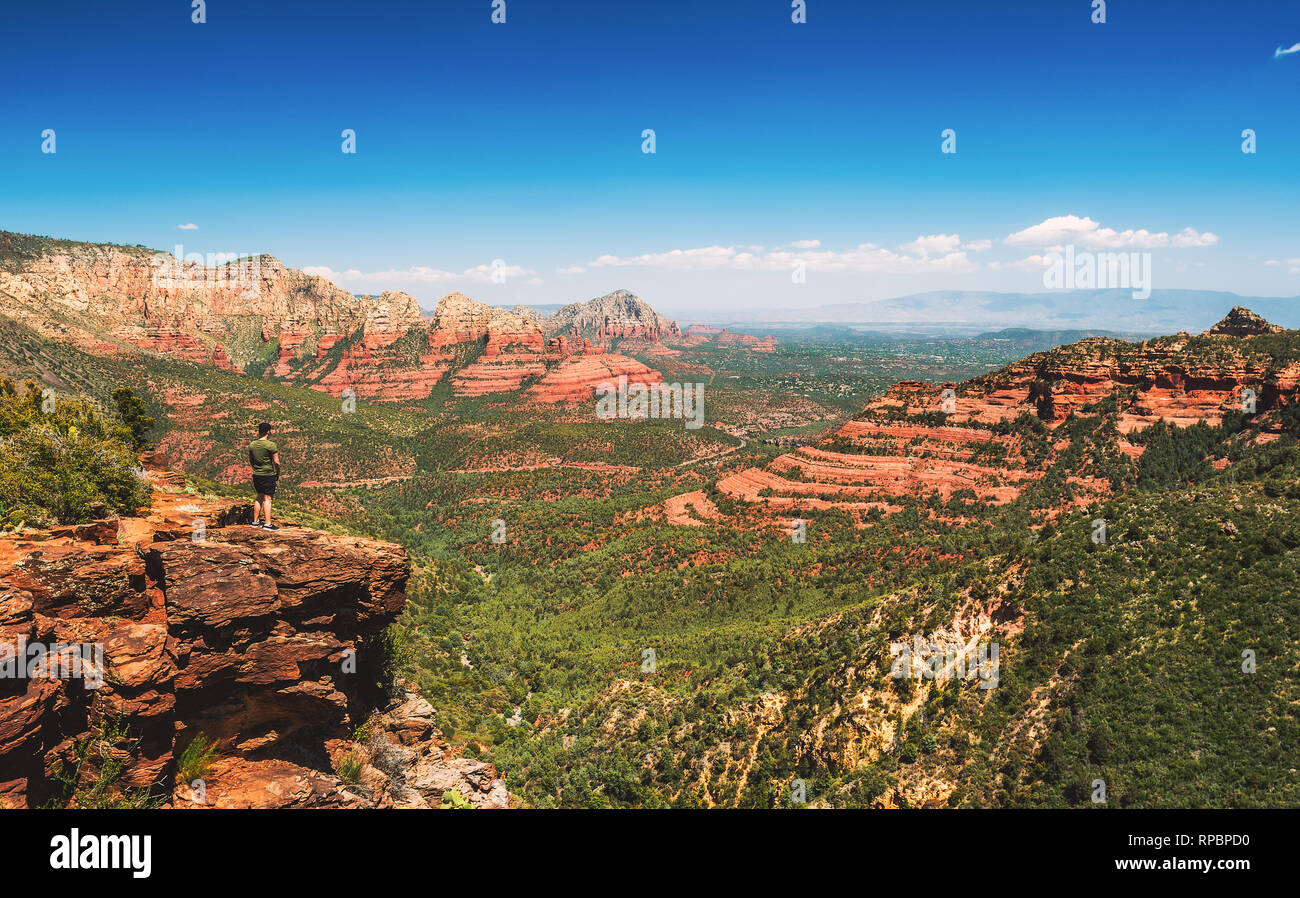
[248,422,282,531]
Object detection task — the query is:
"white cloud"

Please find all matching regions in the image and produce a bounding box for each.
[582,242,977,275]
[177,223,199,230]
[576,231,998,275]
[900,233,962,256]
[988,254,1053,272]
[460,261,537,282]
[1170,227,1219,248]
[587,246,743,270]
[556,265,587,275]
[302,266,361,279]
[1275,42,1300,58]
[1004,214,1217,250]
[899,233,992,256]
[303,262,537,289]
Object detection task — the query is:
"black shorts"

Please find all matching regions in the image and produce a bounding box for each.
[252,474,278,496]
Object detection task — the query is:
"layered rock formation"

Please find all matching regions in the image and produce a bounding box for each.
[982,325,1298,432]
[0,474,508,809]
[0,233,424,373]
[1204,305,1284,337]
[547,289,682,344]
[528,354,664,403]
[677,324,777,352]
[308,320,454,401]
[306,292,672,403]
[715,330,778,352]
[441,294,550,396]
[430,292,542,350]
[0,233,675,407]
[718,381,1043,516]
[719,311,1298,521]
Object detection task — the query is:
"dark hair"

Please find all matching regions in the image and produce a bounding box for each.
[257,422,272,436]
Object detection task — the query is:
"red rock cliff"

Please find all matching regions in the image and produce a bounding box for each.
[0,478,508,809]
[718,313,1298,523]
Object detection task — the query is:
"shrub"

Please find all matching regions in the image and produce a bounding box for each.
[351,717,375,742]
[362,624,413,699]
[44,717,162,809]
[111,387,155,450]
[176,731,218,783]
[0,380,151,528]
[336,752,365,784]
[440,788,473,809]
[0,425,149,527]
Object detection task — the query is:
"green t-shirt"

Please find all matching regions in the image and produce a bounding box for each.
[248,438,279,476]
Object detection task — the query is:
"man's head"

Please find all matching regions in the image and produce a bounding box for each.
[257,422,272,437]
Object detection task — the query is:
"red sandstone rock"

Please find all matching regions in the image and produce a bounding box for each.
[0,470,513,810]
[0,238,424,378]
[676,325,777,352]
[547,289,682,345]
[717,322,1297,522]
[0,473,404,807]
[527,354,664,403]
[1203,306,1283,338]
[0,235,687,408]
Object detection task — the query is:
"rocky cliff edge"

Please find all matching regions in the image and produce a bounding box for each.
[0,471,509,809]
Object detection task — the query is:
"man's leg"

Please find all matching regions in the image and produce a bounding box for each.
[263,494,273,528]
[252,492,262,524]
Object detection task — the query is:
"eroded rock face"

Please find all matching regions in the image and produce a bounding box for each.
[673,324,777,354]
[718,320,1299,522]
[431,292,541,349]
[0,234,424,371]
[713,330,778,352]
[547,289,682,344]
[528,353,664,403]
[439,295,551,396]
[993,336,1297,430]
[0,232,676,407]
[170,691,511,809]
[0,477,505,809]
[1204,306,1284,338]
[716,378,1058,518]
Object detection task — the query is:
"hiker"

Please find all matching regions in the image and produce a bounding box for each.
[248,422,282,531]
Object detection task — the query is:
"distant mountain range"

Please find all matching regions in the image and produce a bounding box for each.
[700,289,1300,335]
[5,229,1298,349]
[0,230,682,405]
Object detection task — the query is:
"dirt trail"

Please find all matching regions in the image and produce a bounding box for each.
[673,442,744,468]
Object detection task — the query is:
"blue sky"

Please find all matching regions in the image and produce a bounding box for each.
[2,0,1298,317]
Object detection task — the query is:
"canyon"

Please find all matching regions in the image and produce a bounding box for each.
[3,228,1298,813]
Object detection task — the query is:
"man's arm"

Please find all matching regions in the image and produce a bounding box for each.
[249,450,256,470]
[271,451,281,475]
